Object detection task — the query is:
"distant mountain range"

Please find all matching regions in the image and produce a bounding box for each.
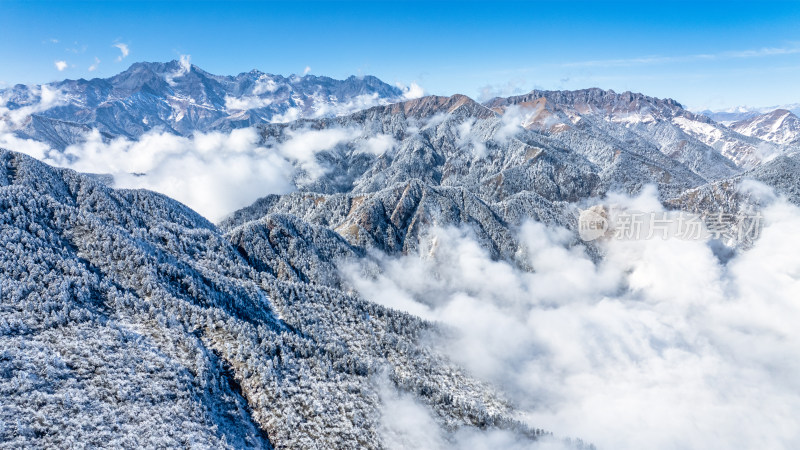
[1,60,412,148]
[699,104,800,124]
[2,60,797,162]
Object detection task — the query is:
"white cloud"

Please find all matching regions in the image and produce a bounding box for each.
[303,66,311,75]
[310,93,389,118]
[355,133,396,156]
[493,104,529,142]
[377,376,448,450]
[57,128,295,222]
[252,77,279,95]
[178,54,191,71]
[0,85,66,132]
[376,374,572,450]
[224,95,273,111]
[456,117,487,157]
[273,127,362,179]
[477,79,528,102]
[399,82,425,100]
[450,105,529,158]
[88,57,100,72]
[343,185,800,450]
[54,60,68,71]
[3,127,298,222]
[269,107,302,124]
[1,123,383,222]
[114,43,130,62]
[166,54,191,85]
[0,133,53,160]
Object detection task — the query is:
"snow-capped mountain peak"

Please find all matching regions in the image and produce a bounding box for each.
[0,61,409,147]
[730,108,800,146]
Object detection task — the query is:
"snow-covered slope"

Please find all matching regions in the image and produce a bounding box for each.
[730,109,800,146]
[0,148,549,448]
[275,92,721,198]
[216,90,800,270]
[485,88,777,170]
[215,92,738,263]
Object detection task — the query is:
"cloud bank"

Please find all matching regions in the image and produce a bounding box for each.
[377,374,577,450]
[2,119,394,222]
[47,128,296,222]
[343,186,800,449]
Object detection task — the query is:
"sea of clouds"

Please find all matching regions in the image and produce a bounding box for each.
[0,124,397,222]
[0,79,411,222]
[343,186,800,449]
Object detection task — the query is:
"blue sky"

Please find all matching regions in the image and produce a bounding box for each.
[1,0,799,110]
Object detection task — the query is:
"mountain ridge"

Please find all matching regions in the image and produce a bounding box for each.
[0,146,552,448]
[0,60,410,146]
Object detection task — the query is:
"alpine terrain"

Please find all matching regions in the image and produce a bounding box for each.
[1,61,800,449]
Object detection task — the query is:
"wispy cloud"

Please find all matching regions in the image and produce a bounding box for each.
[477,78,529,101]
[165,54,192,85]
[0,85,66,133]
[88,57,100,72]
[65,42,87,54]
[180,54,191,69]
[303,65,311,75]
[224,95,273,111]
[561,45,800,68]
[113,43,130,62]
[54,60,68,71]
